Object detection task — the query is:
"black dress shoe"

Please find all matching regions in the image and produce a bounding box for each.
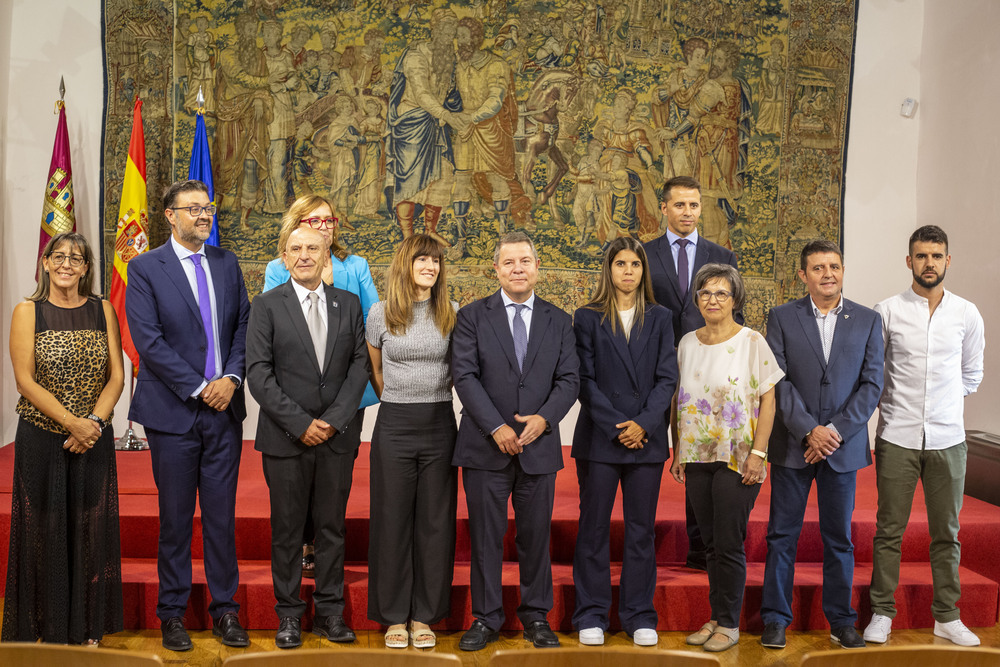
[460,620,500,651]
[313,614,356,643]
[275,616,302,649]
[831,625,866,649]
[213,612,250,647]
[161,617,193,652]
[302,549,315,580]
[761,622,786,649]
[523,620,560,648]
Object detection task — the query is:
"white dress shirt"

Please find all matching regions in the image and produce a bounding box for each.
[875,287,985,450]
[500,290,535,338]
[290,279,329,330]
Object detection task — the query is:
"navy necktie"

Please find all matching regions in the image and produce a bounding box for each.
[676,238,690,300]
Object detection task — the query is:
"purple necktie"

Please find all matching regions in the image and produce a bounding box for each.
[676,238,690,299]
[188,254,217,380]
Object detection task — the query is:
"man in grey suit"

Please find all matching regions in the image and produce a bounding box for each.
[452,231,580,651]
[760,240,883,650]
[246,227,369,649]
[644,175,740,570]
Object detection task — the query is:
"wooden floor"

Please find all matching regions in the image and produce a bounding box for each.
[18,620,1000,666]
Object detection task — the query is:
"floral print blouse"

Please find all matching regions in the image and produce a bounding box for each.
[676,327,784,477]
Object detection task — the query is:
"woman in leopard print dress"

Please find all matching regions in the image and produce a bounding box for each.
[3,232,125,645]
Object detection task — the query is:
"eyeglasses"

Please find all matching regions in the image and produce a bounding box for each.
[696,289,733,303]
[170,204,217,217]
[48,252,86,268]
[301,216,338,229]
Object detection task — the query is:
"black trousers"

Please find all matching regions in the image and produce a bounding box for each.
[367,402,457,625]
[685,461,760,629]
[262,435,358,619]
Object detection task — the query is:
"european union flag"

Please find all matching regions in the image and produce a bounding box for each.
[188,112,218,246]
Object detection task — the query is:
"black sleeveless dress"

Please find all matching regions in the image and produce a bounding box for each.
[2,297,123,643]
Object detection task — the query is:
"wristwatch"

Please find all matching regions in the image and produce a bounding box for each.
[86,413,108,430]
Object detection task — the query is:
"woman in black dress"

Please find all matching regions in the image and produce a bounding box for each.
[3,232,125,645]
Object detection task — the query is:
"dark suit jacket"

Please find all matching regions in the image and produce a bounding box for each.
[126,242,250,433]
[766,296,884,473]
[451,290,580,475]
[246,280,369,457]
[644,234,741,341]
[572,306,677,464]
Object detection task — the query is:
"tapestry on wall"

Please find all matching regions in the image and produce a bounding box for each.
[101,0,858,328]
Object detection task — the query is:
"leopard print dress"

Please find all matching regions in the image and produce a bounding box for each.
[2,297,123,643]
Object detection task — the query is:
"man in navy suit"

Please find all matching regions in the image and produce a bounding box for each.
[452,231,580,651]
[126,180,251,651]
[760,240,884,650]
[643,175,739,570]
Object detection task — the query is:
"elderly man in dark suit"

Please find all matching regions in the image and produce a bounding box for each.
[452,231,580,651]
[643,175,740,571]
[760,240,884,650]
[246,226,369,649]
[126,180,251,651]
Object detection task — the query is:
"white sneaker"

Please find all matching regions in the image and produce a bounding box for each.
[934,619,980,646]
[863,614,892,643]
[632,628,658,646]
[579,627,604,646]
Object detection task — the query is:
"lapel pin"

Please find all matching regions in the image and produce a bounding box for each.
[331,301,338,308]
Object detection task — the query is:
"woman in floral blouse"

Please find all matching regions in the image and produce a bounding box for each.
[670,263,784,652]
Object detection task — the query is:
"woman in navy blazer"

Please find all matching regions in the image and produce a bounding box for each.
[571,237,677,647]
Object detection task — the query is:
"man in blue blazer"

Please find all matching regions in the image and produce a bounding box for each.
[452,232,580,651]
[643,175,740,571]
[760,240,884,650]
[126,180,251,652]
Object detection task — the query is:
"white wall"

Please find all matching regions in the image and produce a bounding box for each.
[9,0,987,444]
[916,0,1000,434]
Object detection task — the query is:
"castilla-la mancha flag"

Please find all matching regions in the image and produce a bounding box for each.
[109,97,150,369]
[37,100,76,277]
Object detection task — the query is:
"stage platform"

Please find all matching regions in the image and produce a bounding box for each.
[2,441,998,632]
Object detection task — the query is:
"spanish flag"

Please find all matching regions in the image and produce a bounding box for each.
[37,100,76,278]
[109,97,150,370]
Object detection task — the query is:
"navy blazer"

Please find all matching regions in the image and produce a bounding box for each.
[644,234,741,341]
[572,305,677,464]
[765,296,884,472]
[126,241,251,434]
[452,290,580,475]
[246,280,369,458]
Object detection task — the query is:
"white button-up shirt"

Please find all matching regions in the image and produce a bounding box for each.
[875,287,985,450]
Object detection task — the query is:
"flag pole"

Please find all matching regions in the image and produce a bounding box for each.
[115,368,149,450]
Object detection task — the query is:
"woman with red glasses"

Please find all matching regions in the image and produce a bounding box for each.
[264,194,379,578]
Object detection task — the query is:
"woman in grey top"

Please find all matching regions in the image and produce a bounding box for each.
[366,234,458,649]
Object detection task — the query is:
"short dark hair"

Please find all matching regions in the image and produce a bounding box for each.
[163,179,210,210]
[660,176,700,204]
[692,263,746,312]
[799,239,843,271]
[909,225,948,254]
[493,230,538,265]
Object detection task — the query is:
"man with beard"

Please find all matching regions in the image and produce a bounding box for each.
[386,7,463,243]
[863,225,985,647]
[215,12,273,227]
[450,16,529,258]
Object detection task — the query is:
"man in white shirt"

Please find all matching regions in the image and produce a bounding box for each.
[864,225,986,647]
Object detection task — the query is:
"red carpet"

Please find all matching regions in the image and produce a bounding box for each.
[2,441,998,632]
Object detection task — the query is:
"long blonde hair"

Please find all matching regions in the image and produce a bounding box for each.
[383,234,456,337]
[584,237,656,334]
[277,194,348,261]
